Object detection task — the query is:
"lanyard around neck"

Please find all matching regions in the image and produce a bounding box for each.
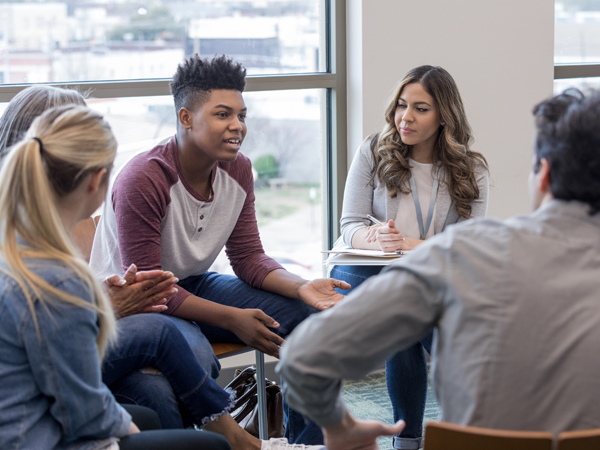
[409,170,439,240]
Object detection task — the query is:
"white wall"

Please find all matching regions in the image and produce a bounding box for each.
[347,0,555,219]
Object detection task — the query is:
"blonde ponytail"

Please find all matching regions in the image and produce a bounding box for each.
[0,105,117,359]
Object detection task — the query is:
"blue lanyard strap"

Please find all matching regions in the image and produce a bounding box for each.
[409,170,439,240]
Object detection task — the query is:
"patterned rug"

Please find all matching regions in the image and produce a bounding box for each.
[341,371,440,450]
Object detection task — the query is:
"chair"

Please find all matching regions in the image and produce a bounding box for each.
[557,428,600,450]
[423,421,553,450]
[73,216,270,439]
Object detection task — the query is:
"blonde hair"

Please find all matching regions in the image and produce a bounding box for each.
[371,65,488,219]
[0,85,86,163]
[0,105,117,359]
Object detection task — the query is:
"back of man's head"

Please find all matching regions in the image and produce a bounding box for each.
[170,54,246,114]
[533,89,600,215]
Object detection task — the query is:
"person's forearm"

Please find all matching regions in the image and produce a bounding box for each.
[279,268,439,424]
[260,268,306,299]
[350,227,382,250]
[323,411,352,436]
[170,294,239,330]
[277,351,348,428]
[172,293,285,356]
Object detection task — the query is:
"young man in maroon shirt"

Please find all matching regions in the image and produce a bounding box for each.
[91,54,349,447]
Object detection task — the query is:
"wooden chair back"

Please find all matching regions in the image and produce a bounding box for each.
[557,428,600,450]
[423,421,553,450]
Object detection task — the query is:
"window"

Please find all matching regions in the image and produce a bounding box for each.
[0,0,327,84]
[554,1,600,92]
[554,76,600,93]
[0,0,347,278]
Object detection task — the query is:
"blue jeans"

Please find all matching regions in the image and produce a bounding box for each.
[281,265,389,445]
[103,314,231,429]
[330,265,433,450]
[179,272,321,444]
[282,381,325,445]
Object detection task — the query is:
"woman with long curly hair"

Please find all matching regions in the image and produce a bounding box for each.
[331,65,489,449]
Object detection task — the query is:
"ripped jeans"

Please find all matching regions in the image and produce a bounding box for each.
[103,314,233,429]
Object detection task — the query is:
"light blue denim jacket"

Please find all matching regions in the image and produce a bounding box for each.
[0,257,131,450]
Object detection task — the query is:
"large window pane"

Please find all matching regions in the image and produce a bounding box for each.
[1,89,325,277]
[0,0,326,85]
[86,95,177,170]
[241,89,324,279]
[84,89,325,279]
[555,1,600,64]
[554,76,600,94]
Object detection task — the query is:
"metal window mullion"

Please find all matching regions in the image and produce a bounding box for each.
[324,0,347,251]
[554,64,600,79]
[0,74,337,102]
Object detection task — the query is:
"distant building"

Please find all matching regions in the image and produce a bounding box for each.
[52,42,184,82]
[0,3,68,51]
[69,4,123,43]
[188,17,281,70]
[188,16,319,73]
[0,51,52,84]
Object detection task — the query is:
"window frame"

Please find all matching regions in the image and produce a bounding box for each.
[554,63,600,79]
[0,0,347,252]
[554,2,600,82]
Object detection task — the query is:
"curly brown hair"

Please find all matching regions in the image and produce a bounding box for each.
[371,65,488,219]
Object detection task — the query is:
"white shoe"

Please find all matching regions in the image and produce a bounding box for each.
[261,437,326,450]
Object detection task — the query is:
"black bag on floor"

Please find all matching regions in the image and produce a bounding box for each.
[225,366,285,439]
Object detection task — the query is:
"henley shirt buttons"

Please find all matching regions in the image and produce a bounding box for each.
[198,227,203,232]
[200,215,204,220]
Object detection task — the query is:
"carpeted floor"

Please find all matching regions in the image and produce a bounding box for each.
[341,371,440,450]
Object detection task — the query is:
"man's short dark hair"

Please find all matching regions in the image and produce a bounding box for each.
[533,88,600,215]
[170,54,246,113]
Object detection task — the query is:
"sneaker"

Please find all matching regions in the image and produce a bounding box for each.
[261,437,326,450]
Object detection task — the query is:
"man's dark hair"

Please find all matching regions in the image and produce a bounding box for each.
[533,88,600,215]
[170,54,246,113]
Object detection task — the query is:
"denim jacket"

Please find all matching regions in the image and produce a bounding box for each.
[0,257,130,450]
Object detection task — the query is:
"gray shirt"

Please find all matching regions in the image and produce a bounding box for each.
[279,200,600,434]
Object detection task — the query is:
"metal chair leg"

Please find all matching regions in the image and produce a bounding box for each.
[255,350,268,440]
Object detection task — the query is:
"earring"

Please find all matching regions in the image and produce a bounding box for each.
[441,122,446,126]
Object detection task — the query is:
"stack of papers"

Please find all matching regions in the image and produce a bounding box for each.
[322,249,410,266]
